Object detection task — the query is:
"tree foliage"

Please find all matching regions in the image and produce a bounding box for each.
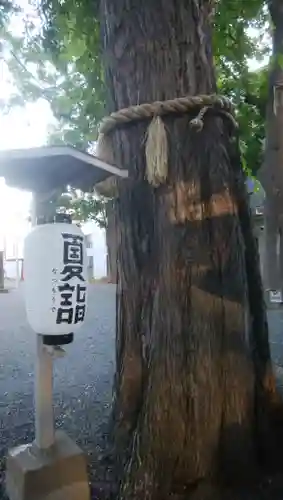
[0,0,16,29]
[56,188,108,228]
[1,0,270,177]
[0,0,272,231]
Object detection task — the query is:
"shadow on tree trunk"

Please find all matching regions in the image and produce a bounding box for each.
[99,0,283,497]
[102,117,283,500]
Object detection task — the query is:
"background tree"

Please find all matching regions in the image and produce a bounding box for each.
[258,0,283,296]
[55,188,106,226]
[1,0,269,176]
[0,0,15,28]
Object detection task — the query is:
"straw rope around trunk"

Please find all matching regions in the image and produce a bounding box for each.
[96,94,237,194]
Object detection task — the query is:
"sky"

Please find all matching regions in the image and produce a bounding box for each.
[0,2,57,254]
[0,106,49,254]
[0,69,55,254]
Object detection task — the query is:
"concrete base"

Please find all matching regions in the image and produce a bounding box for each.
[6,431,90,500]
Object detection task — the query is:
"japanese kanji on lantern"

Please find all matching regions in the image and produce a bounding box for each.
[24,222,88,335]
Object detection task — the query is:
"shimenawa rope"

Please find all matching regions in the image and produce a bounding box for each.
[96,94,237,193]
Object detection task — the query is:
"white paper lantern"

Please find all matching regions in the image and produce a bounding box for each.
[24,223,88,335]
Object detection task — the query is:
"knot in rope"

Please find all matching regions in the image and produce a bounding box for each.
[96,94,237,191]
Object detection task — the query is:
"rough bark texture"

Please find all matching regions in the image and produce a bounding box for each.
[259,0,283,293]
[100,1,280,498]
[262,197,280,291]
[105,200,118,283]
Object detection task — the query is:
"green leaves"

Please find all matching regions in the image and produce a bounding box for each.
[56,188,108,228]
[0,0,18,29]
[213,1,269,177]
[2,0,271,181]
[1,0,105,150]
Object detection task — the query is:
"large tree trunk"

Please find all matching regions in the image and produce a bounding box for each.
[100,1,281,497]
[259,0,283,297]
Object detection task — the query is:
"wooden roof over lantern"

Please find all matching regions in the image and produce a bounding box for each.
[0,145,128,193]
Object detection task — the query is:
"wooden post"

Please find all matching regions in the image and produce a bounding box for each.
[31,193,55,450]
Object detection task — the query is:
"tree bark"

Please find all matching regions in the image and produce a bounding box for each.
[262,197,280,292]
[100,1,280,497]
[259,0,283,296]
[105,200,118,283]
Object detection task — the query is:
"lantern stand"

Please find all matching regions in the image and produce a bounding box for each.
[31,194,74,451]
[30,192,54,451]
[7,189,92,500]
[0,145,128,500]
[35,332,55,449]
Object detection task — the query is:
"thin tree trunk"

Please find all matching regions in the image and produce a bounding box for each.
[100,1,281,497]
[279,225,283,296]
[259,0,283,297]
[263,197,279,291]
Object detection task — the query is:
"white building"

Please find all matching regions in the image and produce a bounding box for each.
[1,216,28,281]
[82,221,108,280]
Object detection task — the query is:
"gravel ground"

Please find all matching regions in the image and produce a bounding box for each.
[1,285,283,499]
[0,284,116,499]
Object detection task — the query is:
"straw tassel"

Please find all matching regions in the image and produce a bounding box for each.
[96,95,236,190]
[145,116,168,187]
